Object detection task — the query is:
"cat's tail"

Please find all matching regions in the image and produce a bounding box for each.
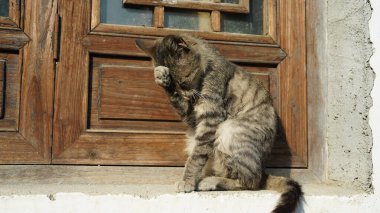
[262,174,303,213]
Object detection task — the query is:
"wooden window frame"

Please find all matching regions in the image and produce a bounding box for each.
[91,0,277,44]
[49,0,307,168]
[0,0,22,28]
[123,0,250,14]
[0,0,327,183]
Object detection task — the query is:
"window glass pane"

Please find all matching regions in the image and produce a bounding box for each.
[220,0,239,3]
[0,0,9,17]
[176,0,238,3]
[221,0,263,35]
[100,0,153,27]
[164,9,211,32]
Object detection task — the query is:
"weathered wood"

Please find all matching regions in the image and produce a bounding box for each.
[83,34,285,64]
[17,0,57,163]
[211,11,221,32]
[0,28,29,50]
[54,133,187,165]
[0,60,4,118]
[53,0,307,168]
[91,0,100,30]
[0,0,21,28]
[0,52,20,131]
[0,0,56,163]
[276,0,307,167]
[123,0,249,14]
[92,23,276,44]
[88,55,186,134]
[263,0,278,41]
[99,66,180,121]
[9,0,21,27]
[53,0,89,157]
[153,6,164,28]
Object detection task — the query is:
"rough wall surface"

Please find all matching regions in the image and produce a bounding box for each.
[327,0,374,191]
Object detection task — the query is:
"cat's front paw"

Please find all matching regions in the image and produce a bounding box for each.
[175,180,195,193]
[154,66,171,87]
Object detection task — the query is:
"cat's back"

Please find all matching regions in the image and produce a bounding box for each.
[226,68,274,119]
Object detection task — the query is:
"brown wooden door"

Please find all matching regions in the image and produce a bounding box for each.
[52,0,307,167]
[0,0,55,163]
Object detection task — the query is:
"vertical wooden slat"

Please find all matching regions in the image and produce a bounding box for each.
[240,0,250,13]
[53,0,89,157]
[0,60,4,118]
[211,10,221,32]
[9,0,21,26]
[91,0,100,30]
[153,6,164,28]
[277,0,307,166]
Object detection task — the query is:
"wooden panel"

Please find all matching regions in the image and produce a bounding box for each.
[0,52,20,131]
[273,0,307,167]
[0,0,56,163]
[99,66,180,121]
[91,24,275,44]
[54,133,187,166]
[123,0,249,14]
[0,28,29,50]
[153,6,164,28]
[0,60,4,118]
[88,55,186,134]
[83,35,285,64]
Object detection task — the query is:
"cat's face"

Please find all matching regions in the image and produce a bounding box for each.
[135,35,203,97]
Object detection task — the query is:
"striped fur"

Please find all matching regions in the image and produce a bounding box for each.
[136,34,303,213]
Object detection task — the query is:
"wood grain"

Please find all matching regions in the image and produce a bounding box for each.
[211,11,221,32]
[153,6,164,28]
[99,65,180,121]
[91,0,100,30]
[18,0,57,162]
[83,35,285,64]
[0,60,4,118]
[0,0,20,28]
[53,0,89,157]
[0,52,20,131]
[0,28,29,50]
[123,0,249,14]
[92,23,276,44]
[88,55,186,134]
[9,0,21,27]
[53,0,307,168]
[0,0,57,163]
[276,0,307,167]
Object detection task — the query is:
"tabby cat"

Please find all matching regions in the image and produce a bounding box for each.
[135,34,302,213]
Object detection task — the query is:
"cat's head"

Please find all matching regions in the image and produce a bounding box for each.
[135,34,205,96]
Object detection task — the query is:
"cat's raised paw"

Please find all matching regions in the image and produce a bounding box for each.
[154,66,171,87]
[175,181,195,193]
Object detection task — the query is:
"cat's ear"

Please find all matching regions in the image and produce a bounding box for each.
[176,37,195,53]
[135,39,156,56]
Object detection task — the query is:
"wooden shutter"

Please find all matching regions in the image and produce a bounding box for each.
[0,0,56,163]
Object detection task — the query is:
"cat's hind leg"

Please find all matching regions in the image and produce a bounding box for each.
[197,176,242,191]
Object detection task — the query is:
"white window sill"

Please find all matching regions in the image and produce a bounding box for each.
[0,165,364,197]
[2,166,379,213]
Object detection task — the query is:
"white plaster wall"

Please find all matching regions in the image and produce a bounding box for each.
[1,1,380,213]
[369,0,380,196]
